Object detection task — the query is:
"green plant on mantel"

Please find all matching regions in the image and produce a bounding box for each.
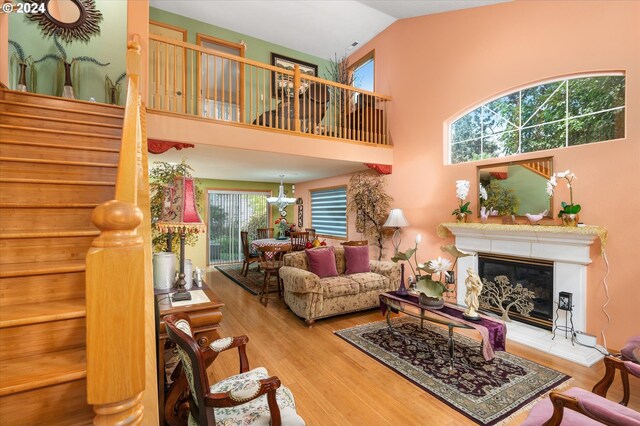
[150,160,204,254]
[485,180,520,216]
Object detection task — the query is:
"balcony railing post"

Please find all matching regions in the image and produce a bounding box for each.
[293,65,301,132]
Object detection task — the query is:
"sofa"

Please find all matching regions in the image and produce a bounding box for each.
[278,246,401,325]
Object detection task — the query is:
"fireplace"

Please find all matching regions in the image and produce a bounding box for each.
[478,253,554,330]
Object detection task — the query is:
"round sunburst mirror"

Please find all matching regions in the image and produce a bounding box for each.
[27,0,103,43]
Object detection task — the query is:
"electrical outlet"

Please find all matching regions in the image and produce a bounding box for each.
[574,331,597,347]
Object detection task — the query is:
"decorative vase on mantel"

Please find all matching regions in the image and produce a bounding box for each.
[455,212,467,223]
[562,213,579,227]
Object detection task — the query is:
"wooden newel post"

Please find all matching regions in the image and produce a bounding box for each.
[293,64,301,132]
[86,200,145,425]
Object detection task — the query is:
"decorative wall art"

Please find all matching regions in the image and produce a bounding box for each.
[27,0,104,43]
[270,53,317,98]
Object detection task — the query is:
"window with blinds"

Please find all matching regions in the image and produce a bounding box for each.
[310,187,347,238]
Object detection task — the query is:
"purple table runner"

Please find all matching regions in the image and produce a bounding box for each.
[380,291,506,360]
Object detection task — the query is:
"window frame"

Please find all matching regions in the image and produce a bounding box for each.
[310,185,348,240]
[447,72,626,165]
[349,50,375,92]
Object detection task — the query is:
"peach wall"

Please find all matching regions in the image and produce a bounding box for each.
[306,1,640,350]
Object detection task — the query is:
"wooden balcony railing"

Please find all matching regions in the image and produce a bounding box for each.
[149,34,391,145]
[86,39,155,424]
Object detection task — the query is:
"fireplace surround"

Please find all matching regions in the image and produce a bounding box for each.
[439,223,607,366]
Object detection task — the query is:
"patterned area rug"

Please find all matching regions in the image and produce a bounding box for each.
[335,317,570,425]
[215,263,274,295]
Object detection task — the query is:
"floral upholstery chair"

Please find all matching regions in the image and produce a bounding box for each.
[164,313,305,426]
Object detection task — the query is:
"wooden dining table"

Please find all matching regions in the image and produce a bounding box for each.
[250,237,293,252]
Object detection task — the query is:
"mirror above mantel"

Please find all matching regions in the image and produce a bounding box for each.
[477,157,553,218]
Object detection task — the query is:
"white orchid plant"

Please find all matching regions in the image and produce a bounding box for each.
[452,179,472,216]
[392,236,471,299]
[546,170,580,218]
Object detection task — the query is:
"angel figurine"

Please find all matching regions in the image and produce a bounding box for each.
[463,267,483,321]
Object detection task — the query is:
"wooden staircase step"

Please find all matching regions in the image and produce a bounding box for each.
[1,89,124,116]
[0,157,117,181]
[0,125,122,150]
[0,379,93,425]
[0,179,115,205]
[0,100,124,126]
[0,235,95,265]
[0,206,97,233]
[0,112,122,136]
[0,347,86,396]
[0,298,85,329]
[1,272,86,307]
[0,259,85,278]
[0,140,120,163]
[0,230,99,239]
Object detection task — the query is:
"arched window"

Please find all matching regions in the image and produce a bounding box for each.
[448,74,625,164]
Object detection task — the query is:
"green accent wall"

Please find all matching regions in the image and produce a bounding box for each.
[149,8,331,79]
[8,0,127,104]
[497,165,550,216]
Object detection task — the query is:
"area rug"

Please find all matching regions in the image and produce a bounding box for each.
[215,263,275,295]
[335,317,571,425]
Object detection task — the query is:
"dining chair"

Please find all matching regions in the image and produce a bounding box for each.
[164,313,305,426]
[257,228,274,239]
[257,244,291,306]
[305,228,316,241]
[241,231,260,277]
[341,240,368,246]
[289,231,309,251]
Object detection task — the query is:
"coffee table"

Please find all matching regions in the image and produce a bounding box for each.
[379,291,506,371]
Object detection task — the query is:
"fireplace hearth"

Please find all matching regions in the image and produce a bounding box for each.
[478,253,553,330]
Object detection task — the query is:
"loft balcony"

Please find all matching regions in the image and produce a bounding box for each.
[146,35,393,165]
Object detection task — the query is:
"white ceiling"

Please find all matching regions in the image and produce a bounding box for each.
[149,144,368,183]
[150,0,509,60]
[148,0,509,183]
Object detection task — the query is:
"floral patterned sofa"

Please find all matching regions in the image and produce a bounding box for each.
[278,246,401,325]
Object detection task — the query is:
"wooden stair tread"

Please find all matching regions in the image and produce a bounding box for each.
[0,139,120,153]
[0,298,86,328]
[0,100,124,120]
[0,177,115,186]
[0,203,99,208]
[0,157,117,168]
[0,112,123,129]
[0,124,121,139]
[0,89,124,113]
[0,259,85,278]
[0,230,99,239]
[0,347,86,396]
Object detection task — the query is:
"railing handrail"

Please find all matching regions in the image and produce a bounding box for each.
[86,39,147,425]
[148,33,391,100]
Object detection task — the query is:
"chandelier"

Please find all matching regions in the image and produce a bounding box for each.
[267,175,297,211]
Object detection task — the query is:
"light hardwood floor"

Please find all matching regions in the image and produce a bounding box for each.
[203,268,639,425]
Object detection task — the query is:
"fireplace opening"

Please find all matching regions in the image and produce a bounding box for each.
[478,253,554,330]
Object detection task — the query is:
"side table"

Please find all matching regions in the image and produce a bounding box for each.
[156,287,224,426]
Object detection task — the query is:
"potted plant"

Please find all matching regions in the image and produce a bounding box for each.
[8,40,36,92]
[485,180,520,223]
[451,180,472,223]
[35,33,109,99]
[546,170,580,226]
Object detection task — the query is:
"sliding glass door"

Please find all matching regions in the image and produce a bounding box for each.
[208,190,269,265]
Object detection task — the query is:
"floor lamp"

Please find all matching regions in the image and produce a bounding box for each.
[384,208,409,254]
[157,176,205,302]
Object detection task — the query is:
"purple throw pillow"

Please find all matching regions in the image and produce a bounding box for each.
[305,246,338,278]
[344,245,370,275]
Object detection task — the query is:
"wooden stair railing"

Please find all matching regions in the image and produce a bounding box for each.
[521,158,552,179]
[85,40,152,425]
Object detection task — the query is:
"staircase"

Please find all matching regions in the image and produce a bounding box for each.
[0,89,124,425]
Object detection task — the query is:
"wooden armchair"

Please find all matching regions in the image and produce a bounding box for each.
[241,231,260,276]
[257,228,274,239]
[165,313,305,426]
[289,231,309,251]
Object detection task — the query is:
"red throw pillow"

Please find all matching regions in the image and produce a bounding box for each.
[344,245,371,275]
[305,246,338,278]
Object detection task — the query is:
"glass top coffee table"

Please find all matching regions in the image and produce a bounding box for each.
[379,292,481,371]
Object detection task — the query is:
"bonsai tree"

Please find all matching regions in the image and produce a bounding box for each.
[8,40,36,92]
[105,72,126,105]
[150,160,204,254]
[35,32,109,99]
[347,171,392,260]
[485,180,520,216]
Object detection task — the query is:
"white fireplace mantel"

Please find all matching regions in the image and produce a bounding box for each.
[439,223,607,366]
